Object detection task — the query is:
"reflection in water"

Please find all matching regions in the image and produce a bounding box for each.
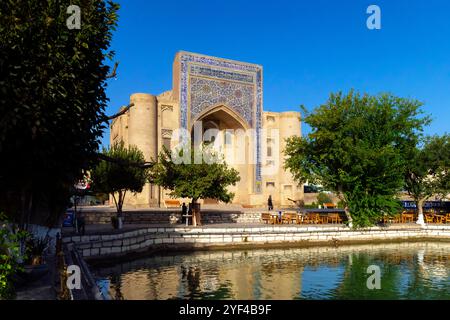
[92,242,450,300]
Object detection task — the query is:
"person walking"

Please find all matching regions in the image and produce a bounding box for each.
[268,195,273,211]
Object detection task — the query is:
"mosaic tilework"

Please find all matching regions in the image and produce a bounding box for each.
[190,77,254,126]
[179,52,262,190]
[255,69,262,191]
[190,65,254,83]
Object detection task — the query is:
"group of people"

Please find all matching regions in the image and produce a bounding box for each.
[181,202,201,226]
[180,195,275,226]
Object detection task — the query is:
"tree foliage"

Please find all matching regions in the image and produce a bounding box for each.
[404,134,450,220]
[316,192,332,205]
[285,91,429,227]
[91,141,149,214]
[0,1,119,227]
[0,214,27,299]
[150,146,240,206]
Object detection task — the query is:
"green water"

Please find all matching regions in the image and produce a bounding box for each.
[92,241,450,300]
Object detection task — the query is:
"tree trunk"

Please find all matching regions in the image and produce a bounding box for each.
[338,185,352,228]
[117,190,126,229]
[344,205,353,228]
[117,190,123,215]
[191,199,201,227]
[416,198,426,225]
[111,193,118,213]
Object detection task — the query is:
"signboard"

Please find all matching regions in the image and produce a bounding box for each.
[63,208,75,227]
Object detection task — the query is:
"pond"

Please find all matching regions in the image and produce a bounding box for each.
[91,241,450,300]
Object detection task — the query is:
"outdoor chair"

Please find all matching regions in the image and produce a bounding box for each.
[319,215,329,224]
[308,213,320,224]
[434,215,445,224]
[425,214,434,224]
[328,213,341,224]
[301,214,311,224]
[445,214,450,224]
[401,212,414,223]
[282,212,298,224]
[261,212,274,224]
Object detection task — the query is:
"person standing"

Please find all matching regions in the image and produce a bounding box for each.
[268,195,273,211]
[181,202,187,224]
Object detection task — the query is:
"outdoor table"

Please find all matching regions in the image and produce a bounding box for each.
[182,214,193,226]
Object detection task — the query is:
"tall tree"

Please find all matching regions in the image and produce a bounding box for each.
[91,141,149,216]
[0,1,119,227]
[404,134,450,224]
[150,145,240,226]
[285,91,429,228]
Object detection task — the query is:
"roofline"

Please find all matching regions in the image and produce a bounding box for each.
[176,50,263,69]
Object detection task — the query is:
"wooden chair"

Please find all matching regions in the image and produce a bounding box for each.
[302,213,312,224]
[434,215,445,224]
[261,212,274,224]
[445,214,450,224]
[319,215,328,224]
[282,212,298,224]
[308,213,320,224]
[328,213,341,224]
[425,214,434,224]
[401,213,414,223]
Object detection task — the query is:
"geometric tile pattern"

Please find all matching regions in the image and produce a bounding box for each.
[179,52,263,191]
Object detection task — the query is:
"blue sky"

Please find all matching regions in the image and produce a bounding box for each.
[102,0,450,147]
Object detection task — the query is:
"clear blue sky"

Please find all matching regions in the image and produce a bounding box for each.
[102,0,450,147]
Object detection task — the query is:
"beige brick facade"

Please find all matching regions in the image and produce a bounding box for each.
[110,52,303,208]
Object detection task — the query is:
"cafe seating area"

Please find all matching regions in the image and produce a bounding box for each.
[425,213,450,224]
[261,210,345,225]
[261,210,450,226]
[382,210,450,224]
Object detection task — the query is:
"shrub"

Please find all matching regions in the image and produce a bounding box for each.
[24,235,49,265]
[0,215,27,299]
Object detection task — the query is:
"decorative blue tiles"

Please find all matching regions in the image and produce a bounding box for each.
[179,52,263,192]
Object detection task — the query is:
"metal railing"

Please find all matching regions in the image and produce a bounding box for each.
[56,235,104,300]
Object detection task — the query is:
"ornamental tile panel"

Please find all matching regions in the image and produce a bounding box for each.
[179,52,263,189]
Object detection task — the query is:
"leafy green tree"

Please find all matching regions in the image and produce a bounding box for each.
[91,141,149,216]
[404,134,450,224]
[316,192,332,206]
[0,1,119,228]
[285,91,429,228]
[151,145,240,224]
